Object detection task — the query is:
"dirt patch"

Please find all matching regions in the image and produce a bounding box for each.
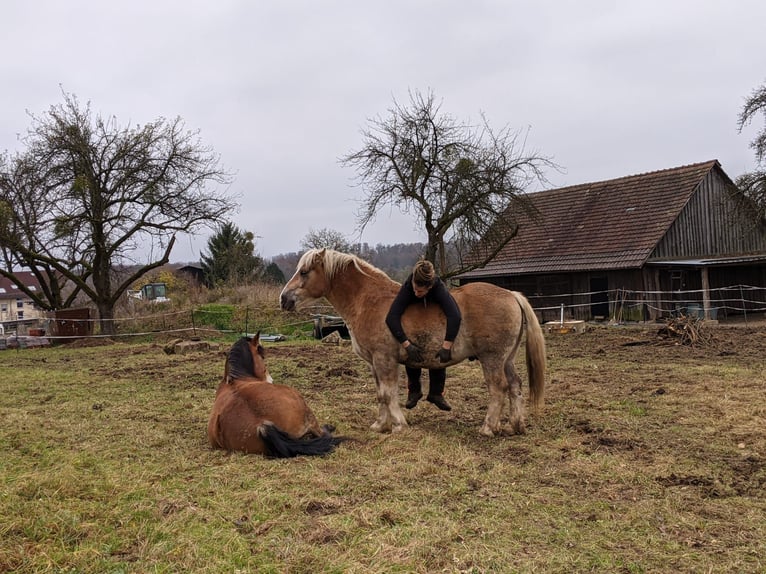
[60,337,117,348]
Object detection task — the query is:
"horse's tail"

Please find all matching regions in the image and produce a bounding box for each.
[514,292,546,412]
[258,423,346,458]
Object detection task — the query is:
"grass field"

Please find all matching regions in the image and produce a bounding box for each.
[1,323,765,573]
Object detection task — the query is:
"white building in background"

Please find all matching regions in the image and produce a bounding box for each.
[0,272,44,322]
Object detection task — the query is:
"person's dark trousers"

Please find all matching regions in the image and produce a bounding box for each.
[427,368,446,396]
[406,366,446,396]
[405,366,422,393]
[405,366,450,410]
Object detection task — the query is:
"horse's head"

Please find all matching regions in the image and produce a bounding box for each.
[280,248,330,311]
[225,332,273,383]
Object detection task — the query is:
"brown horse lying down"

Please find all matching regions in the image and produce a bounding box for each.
[207,334,344,457]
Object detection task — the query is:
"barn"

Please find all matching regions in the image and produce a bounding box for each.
[457,160,766,323]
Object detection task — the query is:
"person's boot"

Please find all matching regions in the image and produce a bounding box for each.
[426,368,450,410]
[427,394,452,411]
[405,391,423,409]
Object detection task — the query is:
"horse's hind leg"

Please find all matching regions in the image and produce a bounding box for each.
[301,409,328,438]
[504,359,526,435]
[479,359,508,437]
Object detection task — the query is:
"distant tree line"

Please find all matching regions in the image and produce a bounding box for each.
[270,240,428,283]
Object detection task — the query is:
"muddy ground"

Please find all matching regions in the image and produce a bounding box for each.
[266,320,766,500]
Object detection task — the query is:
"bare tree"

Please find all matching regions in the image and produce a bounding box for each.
[0,150,84,310]
[341,90,555,276]
[300,227,353,252]
[0,92,236,334]
[737,81,766,222]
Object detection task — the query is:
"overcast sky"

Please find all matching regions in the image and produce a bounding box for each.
[2,1,765,262]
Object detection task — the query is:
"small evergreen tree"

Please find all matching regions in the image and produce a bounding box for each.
[200,222,263,287]
[262,261,286,284]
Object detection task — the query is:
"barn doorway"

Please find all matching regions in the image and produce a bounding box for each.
[590,276,609,320]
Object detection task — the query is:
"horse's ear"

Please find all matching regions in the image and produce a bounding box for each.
[252,330,261,345]
[318,247,326,259]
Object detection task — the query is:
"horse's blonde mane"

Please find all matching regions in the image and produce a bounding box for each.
[299,249,393,283]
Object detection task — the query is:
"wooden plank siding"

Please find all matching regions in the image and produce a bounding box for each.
[651,170,766,259]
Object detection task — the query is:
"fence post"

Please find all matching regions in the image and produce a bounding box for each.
[740,285,748,325]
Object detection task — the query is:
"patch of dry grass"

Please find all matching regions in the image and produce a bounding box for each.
[1,325,765,572]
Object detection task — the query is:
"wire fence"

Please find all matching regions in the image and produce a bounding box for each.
[4,285,766,345]
[527,284,766,323]
[3,303,331,343]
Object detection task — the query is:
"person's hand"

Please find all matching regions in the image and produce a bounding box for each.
[405,343,424,363]
[436,347,451,363]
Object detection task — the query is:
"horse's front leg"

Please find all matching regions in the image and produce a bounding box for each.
[370,360,407,433]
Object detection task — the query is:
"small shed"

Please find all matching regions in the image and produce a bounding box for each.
[177,265,205,286]
[49,308,93,338]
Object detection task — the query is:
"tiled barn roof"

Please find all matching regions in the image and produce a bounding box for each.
[460,160,721,278]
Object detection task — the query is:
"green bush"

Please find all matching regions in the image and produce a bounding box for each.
[193,304,235,331]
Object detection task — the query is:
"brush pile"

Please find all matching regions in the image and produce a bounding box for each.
[657,314,710,346]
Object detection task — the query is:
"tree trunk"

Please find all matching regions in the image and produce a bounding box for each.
[425,240,437,266]
[97,302,116,336]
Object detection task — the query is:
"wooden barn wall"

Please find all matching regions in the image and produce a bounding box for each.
[601,269,648,321]
[708,265,766,315]
[642,263,766,318]
[463,263,765,322]
[464,269,647,322]
[652,170,766,259]
[645,266,704,319]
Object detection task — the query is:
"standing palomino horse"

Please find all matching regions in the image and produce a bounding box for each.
[280,249,546,437]
[207,334,344,457]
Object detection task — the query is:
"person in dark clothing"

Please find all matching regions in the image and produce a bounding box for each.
[385,260,461,411]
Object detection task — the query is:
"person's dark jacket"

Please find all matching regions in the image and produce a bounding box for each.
[385,274,462,344]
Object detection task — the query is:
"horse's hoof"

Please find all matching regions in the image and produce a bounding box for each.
[479,425,496,437]
[370,421,390,433]
[503,422,527,435]
[391,423,406,433]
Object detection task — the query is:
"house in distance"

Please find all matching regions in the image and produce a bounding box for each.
[0,272,44,324]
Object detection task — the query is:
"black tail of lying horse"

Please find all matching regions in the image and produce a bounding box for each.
[258,423,346,458]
